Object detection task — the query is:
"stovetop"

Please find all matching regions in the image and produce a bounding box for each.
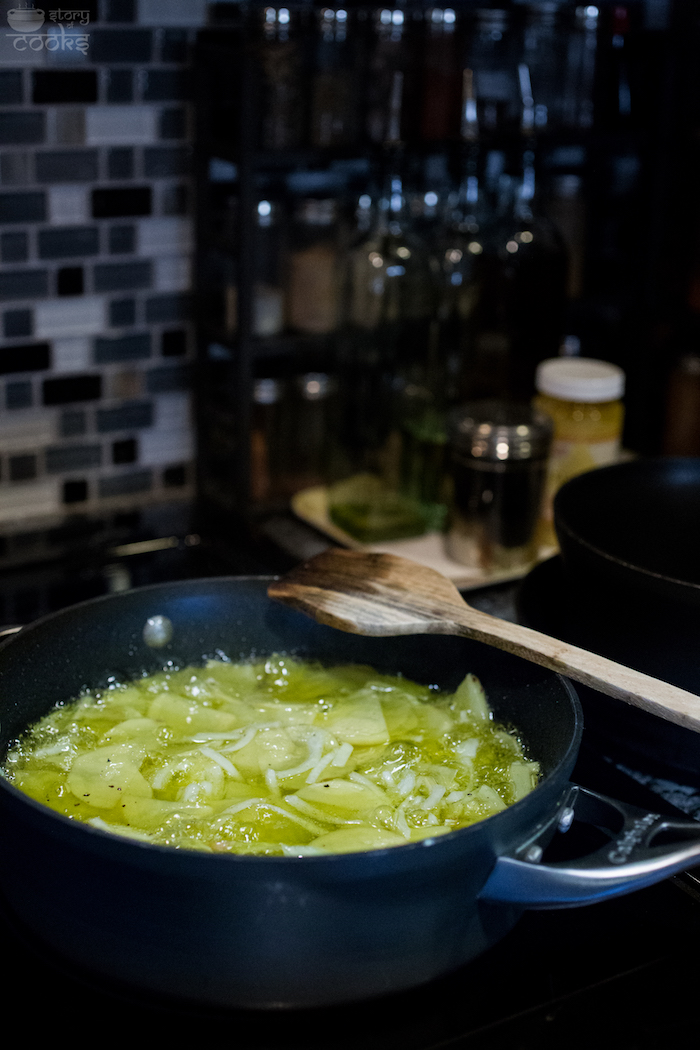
[1,505,699,1044]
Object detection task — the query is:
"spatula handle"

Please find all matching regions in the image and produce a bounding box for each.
[452,605,700,734]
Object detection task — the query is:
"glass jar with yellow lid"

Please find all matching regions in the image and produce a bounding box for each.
[533,356,625,547]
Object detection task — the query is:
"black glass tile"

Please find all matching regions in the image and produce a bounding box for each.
[59,409,87,436]
[43,374,102,405]
[57,266,84,296]
[92,186,151,218]
[163,463,187,487]
[107,147,134,180]
[161,328,187,356]
[159,107,186,140]
[38,227,99,259]
[0,232,28,263]
[161,182,188,215]
[35,150,99,183]
[146,363,191,393]
[45,443,102,473]
[5,380,32,409]
[96,400,153,432]
[142,69,190,102]
[112,437,137,464]
[0,192,46,224]
[63,479,89,503]
[94,332,151,363]
[0,270,48,299]
[104,0,135,22]
[32,70,97,104]
[108,223,135,253]
[99,468,152,497]
[9,454,37,482]
[160,29,189,63]
[143,146,190,178]
[0,71,23,105]
[0,111,45,145]
[93,261,151,292]
[105,68,133,103]
[0,342,50,374]
[91,29,152,64]
[109,298,136,327]
[145,293,190,324]
[3,309,32,338]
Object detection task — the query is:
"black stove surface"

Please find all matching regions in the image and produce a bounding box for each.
[2,510,700,1045]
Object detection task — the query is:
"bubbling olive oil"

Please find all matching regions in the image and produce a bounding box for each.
[2,656,539,856]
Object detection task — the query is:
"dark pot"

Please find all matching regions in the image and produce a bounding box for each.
[1,577,700,1010]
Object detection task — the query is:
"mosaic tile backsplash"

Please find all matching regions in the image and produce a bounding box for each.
[0,0,209,541]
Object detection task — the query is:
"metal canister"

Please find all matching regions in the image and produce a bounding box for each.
[445,399,553,573]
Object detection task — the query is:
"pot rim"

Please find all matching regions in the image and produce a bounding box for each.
[0,574,584,868]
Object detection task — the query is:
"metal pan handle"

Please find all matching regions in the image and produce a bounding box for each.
[480,784,700,909]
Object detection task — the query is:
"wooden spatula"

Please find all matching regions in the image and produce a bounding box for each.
[268,547,700,734]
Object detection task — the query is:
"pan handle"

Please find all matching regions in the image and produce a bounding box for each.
[479,784,700,909]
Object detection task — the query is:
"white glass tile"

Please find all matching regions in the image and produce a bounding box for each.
[47,185,88,225]
[136,217,193,256]
[138,0,207,26]
[35,296,107,338]
[51,336,92,372]
[85,106,159,146]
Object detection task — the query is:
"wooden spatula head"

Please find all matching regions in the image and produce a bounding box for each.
[267,548,469,636]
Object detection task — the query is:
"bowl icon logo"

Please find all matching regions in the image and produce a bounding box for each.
[7,7,45,31]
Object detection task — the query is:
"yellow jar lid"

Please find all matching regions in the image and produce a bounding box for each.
[535,357,625,403]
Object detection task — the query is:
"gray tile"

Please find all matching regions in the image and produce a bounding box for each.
[160,29,189,63]
[0,232,28,263]
[161,182,188,215]
[93,260,151,291]
[5,381,32,409]
[109,298,136,327]
[159,107,186,140]
[0,192,45,224]
[145,363,191,393]
[143,146,190,178]
[38,226,99,259]
[0,112,45,145]
[142,69,190,101]
[144,293,191,323]
[9,454,37,481]
[0,152,32,186]
[108,224,135,253]
[45,443,102,473]
[53,109,86,147]
[0,270,49,300]
[94,332,151,362]
[59,409,87,436]
[104,0,136,22]
[105,68,134,103]
[35,150,98,183]
[91,29,153,64]
[0,71,23,105]
[96,400,153,432]
[107,147,134,179]
[3,309,32,337]
[99,469,152,497]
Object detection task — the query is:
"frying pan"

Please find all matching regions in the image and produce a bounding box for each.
[1,576,700,1010]
[548,457,700,779]
[554,456,700,613]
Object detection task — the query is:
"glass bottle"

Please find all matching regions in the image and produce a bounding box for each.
[225,199,285,339]
[285,198,339,336]
[309,7,360,148]
[419,7,462,143]
[328,74,438,541]
[257,6,307,151]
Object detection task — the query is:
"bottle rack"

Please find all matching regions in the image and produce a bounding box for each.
[192,0,683,539]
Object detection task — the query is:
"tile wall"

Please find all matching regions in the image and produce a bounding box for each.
[0,0,210,554]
